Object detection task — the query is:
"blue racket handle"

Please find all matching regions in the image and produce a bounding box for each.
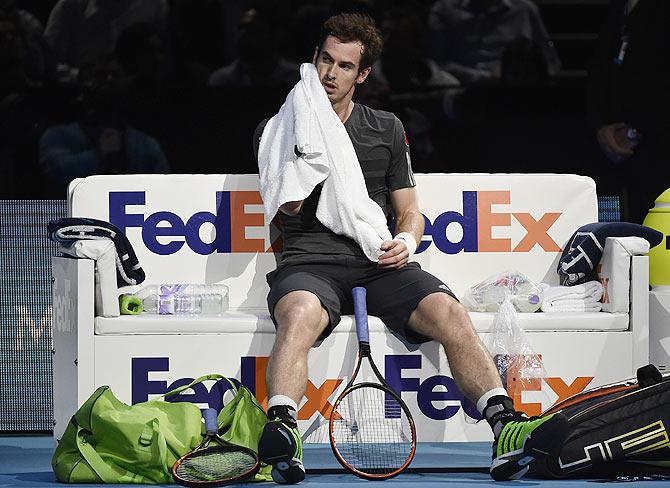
[201,407,218,435]
[352,286,369,344]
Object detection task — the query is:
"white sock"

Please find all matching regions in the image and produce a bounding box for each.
[476,388,510,415]
[267,395,298,420]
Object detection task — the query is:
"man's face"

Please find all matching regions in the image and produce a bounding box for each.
[313,35,370,105]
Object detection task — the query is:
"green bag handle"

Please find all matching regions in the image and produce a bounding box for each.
[75,426,121,483]
[163,373,238,398]
[75,420,169,484]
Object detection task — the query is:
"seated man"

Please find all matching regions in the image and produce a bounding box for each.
[253,12,568,484]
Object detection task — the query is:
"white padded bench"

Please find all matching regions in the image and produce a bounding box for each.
[52,173,649,444]
[93,311,630,335]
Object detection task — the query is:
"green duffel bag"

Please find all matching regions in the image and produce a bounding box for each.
[213,377,273,483]
[52,374,272,483]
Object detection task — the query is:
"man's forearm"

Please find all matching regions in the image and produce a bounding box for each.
[394,209,424,246]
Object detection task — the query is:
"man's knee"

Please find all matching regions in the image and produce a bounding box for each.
[419,292,468,318]
[442,297,471,325]
[274,290,328,341]
[411,293,474,339]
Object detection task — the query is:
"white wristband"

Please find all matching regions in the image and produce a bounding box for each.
[393,232,418,257]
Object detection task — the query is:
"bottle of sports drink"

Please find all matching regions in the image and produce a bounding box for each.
[135,284,229,315]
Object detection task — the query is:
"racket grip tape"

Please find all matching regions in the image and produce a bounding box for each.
[201,407,218,435]
[352,286,369,344]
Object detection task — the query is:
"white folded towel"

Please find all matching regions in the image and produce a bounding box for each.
[257,63,392,261]
[540,280,604,313]
[541,300,603,313]
[58,240,119,317]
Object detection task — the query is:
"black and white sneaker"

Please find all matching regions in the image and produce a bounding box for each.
[490,412,569,481]
[258,408,305,484]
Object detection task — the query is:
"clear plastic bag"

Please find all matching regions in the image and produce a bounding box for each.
[490,299,548,415]
[461,270,543,313]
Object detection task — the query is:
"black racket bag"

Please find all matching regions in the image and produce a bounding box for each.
[532,364,670,479]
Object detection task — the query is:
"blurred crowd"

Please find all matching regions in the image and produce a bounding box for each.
[0,0,667,223]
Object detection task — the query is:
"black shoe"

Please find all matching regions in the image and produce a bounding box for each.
[490,412,569,481]
[258,414,305,484]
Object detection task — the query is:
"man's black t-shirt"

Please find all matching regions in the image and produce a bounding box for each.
[254,103,415,264]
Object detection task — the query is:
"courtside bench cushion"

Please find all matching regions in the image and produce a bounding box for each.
[94,311,629,335]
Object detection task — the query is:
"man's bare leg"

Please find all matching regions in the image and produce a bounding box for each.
[408,292,570,481]
[266,290,330,403]
[259,290,329,484]
[407,292,503,403]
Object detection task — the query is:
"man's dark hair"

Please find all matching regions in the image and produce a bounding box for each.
[318,12,383,71]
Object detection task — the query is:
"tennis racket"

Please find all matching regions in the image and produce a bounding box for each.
[172,407,260,487]
[329,286,417,480]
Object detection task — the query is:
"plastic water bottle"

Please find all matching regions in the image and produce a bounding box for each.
[136,284,229,315]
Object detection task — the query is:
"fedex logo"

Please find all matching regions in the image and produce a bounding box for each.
[109,191,281,256]
[132,356,342,419]
[131,354,593,421]
[417,190,562,254]
[386,355,481,420]
[395,354,594,418]
[109,189,561,256]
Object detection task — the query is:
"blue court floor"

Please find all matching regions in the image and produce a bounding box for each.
[2,437,670,487]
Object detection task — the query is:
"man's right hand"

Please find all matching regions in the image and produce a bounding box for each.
[596,122,635,163]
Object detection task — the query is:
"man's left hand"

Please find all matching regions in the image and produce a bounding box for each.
[378,240,409,269]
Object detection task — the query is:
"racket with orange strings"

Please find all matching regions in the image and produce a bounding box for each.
[329,286,417,480]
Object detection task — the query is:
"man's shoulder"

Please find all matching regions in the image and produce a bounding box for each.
[354,103,401,129]
[356,103,396,120]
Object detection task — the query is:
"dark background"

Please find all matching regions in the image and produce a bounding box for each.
[1,0,667,222]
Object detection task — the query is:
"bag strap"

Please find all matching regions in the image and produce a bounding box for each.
[149,418,170,479]
[76,421,170,483]
[75,426,121,483]
[163,373,238,398]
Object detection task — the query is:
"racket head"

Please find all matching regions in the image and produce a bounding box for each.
[172,443,260,487]
[329,382,417,480]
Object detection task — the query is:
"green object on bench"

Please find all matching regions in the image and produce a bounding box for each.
[119,294,143,315]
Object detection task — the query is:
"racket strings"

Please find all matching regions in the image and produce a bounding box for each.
[332,386,413,475]
[175,448,257,482]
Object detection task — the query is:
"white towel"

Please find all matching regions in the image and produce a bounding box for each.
[541,300,603,313]
[257,63,392,262]
[58,240,119,317]
[540,280,604,313]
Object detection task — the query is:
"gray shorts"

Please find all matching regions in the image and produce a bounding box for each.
[266,256,457,344]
